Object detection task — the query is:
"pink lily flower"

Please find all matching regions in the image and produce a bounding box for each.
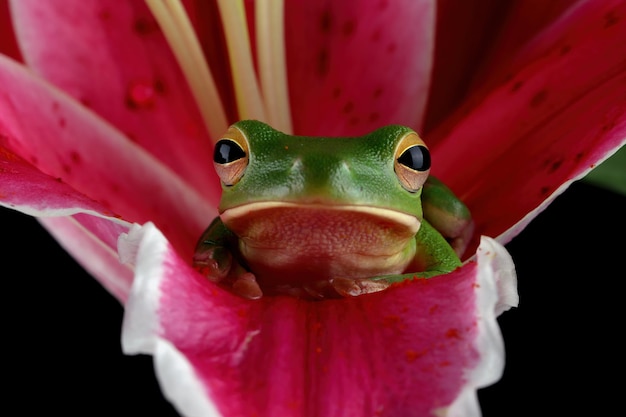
[1,1,625,416]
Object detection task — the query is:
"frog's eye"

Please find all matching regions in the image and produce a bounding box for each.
[213,126,249,186]
[394,132,431,192]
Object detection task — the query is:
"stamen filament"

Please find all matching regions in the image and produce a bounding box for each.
[145,0,228,142]
[216,0,267,122]
[256,0,292,134]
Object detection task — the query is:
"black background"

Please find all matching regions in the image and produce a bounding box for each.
[3,181,624,416]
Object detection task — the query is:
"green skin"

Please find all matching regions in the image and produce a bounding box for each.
[194,120,473,298]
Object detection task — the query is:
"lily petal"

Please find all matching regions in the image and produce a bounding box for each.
[430,0,626,251]
[39,216,134,302]
[0,55,217,258]
[424,0,506,131]
[284,0,435,135]
[0,146,113,217]
[0,0,20,60]
[10,0,219,192]
[121,222,517,417]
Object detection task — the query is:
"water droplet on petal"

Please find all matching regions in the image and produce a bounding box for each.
[126,80,157,109]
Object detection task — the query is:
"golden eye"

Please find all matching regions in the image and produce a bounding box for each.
[213,126,249,186]
[394,131,431,192]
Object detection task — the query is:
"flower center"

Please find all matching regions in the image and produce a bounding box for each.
[144,0,293,140]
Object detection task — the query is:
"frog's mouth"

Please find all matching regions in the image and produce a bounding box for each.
[220,201,421,285]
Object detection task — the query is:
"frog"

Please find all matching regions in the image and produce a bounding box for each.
[193,120,473,300]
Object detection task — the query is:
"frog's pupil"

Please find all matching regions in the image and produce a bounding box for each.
[214,139,246,163]
[397,145,431,171]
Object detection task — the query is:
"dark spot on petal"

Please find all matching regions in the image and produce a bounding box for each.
[80,97,92,108]
[154,79,166,94]
[510,80,524,93]
[51,101,60,111]
[559,44,571,55]
[445,328,461,339]
[343,101,354,113]
[530,89,548,108]
[332,87,342,98]
[540,186,550,196]
[378,0,389,10]
[134,16,160,36]
[319,9,333,33]
[70,151,81,164]
[549,158,563,173]
[317,48,329,77]
[386,42,397,53]
[342,19,356,36]
[604,10,619,28]
[126,80,157,109]
[575,152,585,162]
[373,87,383,99]
[371,28,381,42]
[368,112,380,123]
[62,164,72,174]
[58,118,66,128]
[98,9,111,21]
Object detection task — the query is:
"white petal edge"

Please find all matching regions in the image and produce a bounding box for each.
[120,222,164,354]
[446,236,519,417]
[120,222,223,417]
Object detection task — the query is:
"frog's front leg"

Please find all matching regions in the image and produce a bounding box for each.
[193,218,263,299]
[422,176,474,257]
[331,220,462,297]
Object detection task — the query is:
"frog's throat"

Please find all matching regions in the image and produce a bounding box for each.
[221,201,421,234]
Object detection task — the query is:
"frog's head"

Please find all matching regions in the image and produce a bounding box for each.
[211,120,434,284]
[214,120,431,216]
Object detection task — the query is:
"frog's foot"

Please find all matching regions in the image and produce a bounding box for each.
[232,272,263,300]
[331,277,391,297]
[192,247,232,282]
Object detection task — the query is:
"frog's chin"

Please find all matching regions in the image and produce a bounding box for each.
[220,201,421,286]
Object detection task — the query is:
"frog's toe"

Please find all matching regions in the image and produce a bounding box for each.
[192,247,232,282]
[331,277,391,297]
[232,272,263,300]
[448,219,475,258]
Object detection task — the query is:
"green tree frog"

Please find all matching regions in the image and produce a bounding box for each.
[193,120,473,300]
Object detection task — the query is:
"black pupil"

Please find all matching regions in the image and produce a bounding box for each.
[214,139,246,164]
[397,145,431,171]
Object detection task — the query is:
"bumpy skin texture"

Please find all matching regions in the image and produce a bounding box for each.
[193,121,471,299]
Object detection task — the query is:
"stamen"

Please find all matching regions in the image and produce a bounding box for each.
[255,0,292,134]
[145,0,228,142]
[216,0,267,122]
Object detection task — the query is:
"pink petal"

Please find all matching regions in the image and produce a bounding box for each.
[429,0,626,252]
[284,0,435,136]
[424,0,506,131]
[40,215,134,302]
[10,0,219,192]
[0,55,217,258]
[121,223,517,417]
[0,146,113,217]
[0,0,21,60]
[468,0,581,93]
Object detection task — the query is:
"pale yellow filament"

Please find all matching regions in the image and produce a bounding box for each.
[145,0,228,142]
[146,0,293,137]
[215,0,267,122]
[256,0,292,134]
